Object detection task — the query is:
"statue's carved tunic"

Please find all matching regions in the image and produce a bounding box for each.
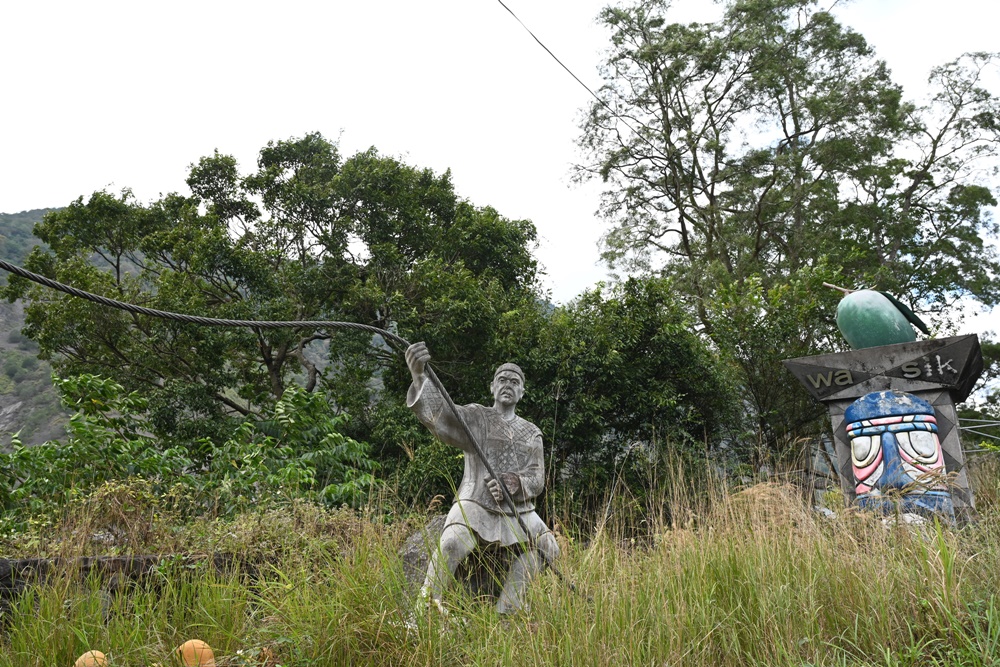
[407,377,551,546]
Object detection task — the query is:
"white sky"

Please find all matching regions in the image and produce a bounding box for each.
[1,0,997,331]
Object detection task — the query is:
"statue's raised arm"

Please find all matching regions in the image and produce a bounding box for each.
[405,341,476,454]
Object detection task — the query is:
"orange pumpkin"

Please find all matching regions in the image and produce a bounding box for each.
[176,639,216,667]
[74,651,108,667]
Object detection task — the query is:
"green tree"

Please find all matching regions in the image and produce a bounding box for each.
[3,134,541,462]
[579,0,1000,459]
[494,277,735,513]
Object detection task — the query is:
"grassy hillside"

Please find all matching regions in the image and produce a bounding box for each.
[0,209,68,446]
[0,209,52,276]
[2,462,999,666]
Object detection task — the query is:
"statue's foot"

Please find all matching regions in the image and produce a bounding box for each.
[404,587,453,635]
[403,613,418,634]
[496,599,527,615]
[416,586,449,617]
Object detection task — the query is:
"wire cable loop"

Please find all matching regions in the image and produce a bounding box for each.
[0,257,586,596]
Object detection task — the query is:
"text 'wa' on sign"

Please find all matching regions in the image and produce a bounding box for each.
[805,369,855,389]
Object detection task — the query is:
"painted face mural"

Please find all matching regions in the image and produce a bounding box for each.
[844,391,954,518]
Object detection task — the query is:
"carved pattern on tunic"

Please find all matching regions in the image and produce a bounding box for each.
[410,376,542,493]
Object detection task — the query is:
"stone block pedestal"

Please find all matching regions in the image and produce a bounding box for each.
[784,335,983,522]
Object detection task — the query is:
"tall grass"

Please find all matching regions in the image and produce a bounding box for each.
[3,463,1000,666]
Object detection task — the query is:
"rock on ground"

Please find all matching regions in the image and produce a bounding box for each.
[399,514,519,603]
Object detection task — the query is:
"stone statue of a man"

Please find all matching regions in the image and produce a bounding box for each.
[405,342,560,613]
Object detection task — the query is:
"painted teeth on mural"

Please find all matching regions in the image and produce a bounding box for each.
[856,460,883,491]
[909,431,938,460]
[895,431,917,461]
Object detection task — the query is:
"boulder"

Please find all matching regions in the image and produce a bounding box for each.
[399,515,517,602]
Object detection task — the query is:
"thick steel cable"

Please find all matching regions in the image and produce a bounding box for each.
[0,257,580,593]
[0,258,410,348]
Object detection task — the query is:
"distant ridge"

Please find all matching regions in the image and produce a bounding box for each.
[0,208,68,447]
[0,208,55,277]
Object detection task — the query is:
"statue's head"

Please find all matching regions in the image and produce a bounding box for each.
[491,363,525,409]
[845,390,953,517]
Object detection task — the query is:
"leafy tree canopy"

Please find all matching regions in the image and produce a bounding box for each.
[2,133,540,453]
[2,134,737,513]
[495,276,735,509]
[579,0,1000,459]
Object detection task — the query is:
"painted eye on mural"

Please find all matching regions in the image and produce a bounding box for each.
[896,431,939,464]
[851,435,880,468]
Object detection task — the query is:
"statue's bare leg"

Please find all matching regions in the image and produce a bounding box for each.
[496,531,560,614]
[420,523,477,607]
[496,549,541,614]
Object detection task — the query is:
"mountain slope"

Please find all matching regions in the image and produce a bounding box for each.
[0,209,68,446]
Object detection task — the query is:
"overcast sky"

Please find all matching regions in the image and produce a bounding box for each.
[1,0,997,330]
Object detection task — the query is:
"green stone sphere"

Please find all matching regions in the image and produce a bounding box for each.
[836,289,917,350]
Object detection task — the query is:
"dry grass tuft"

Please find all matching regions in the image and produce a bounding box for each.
[713,481,815,530]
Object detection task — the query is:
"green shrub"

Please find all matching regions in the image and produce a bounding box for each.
[395,438,463,507]
[0,375,377,531]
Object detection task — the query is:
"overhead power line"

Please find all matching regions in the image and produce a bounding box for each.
[495,0,605,108]
[494,0,670,162]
